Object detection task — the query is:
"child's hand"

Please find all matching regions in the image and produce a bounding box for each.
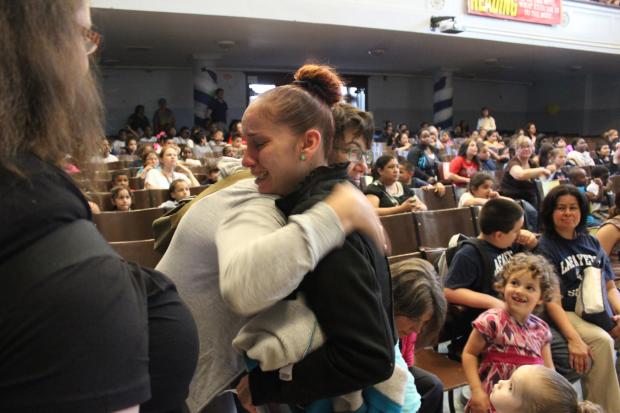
[516,229,538,249]
[470,388,491,413]
[434,182,446,197]
[488,190,499,199]
[593,177,604,187]
[546,164,557,174]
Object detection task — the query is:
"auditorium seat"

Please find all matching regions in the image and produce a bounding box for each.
[380,212,419,256]
[387,251,423,264]
[415,349,468,413]
[109,239,162,269]
[190,165,207,175]
[413,185,457,211]
[90,192,113,211]
[414,207,477,249]
[92,178,112,192]
[104,161,121,170]
[148,189,170,208]
[437,162,451,183]
[93,207,164,242]
[190,185,209,196]
[129,176,144,190]
[132,189,151,210]
[193,173,207,183]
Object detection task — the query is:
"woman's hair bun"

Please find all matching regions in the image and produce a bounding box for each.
[293,64,342,107]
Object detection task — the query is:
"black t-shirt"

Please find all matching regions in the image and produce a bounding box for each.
[0,154,198,412]
[538,232,614,312]
[499,158,539,207]
[208,99,228,123]
[444,240,525,295]
[364,180,400,208]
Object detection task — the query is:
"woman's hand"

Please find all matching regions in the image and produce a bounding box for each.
[325,183,387,252]
[469,388,491,413]
[568,336,592,374]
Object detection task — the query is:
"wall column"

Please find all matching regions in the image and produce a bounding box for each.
[192,56,218,127]
[433,70,454,130]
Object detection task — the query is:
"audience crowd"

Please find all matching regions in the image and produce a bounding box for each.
[4,2,620,413]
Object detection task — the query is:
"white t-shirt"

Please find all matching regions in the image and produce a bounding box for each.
[145,168,190,189]
[458,191,474,208]
[586,181,601,212]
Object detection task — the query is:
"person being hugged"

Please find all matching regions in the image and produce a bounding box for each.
[462,253,558,413]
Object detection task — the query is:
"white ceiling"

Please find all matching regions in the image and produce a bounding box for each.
[92,8,620,82]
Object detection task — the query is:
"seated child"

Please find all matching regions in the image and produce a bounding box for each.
[490,365,602,413]
[110,186,132,212]
[478,143,497,171]
[391,258,447,413]
[110,170,130,190]
[459,172,501,207]
[158,179,191,210]
[543,148,568,181]
[398,157,446,196]
[123,137,138,157]
[208,129,227,156]
[587,165,611,219]
[201,166,220,186]
[568,167,603,226]
[443,198,538,358]
[180,146,202,167]
[462,253,557,413]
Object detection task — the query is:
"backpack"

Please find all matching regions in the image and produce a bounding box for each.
[438,234,495,340]
[437,234,493,291]
[152,168,253,255]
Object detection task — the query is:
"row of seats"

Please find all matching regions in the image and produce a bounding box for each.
[381,207,480,256]
[90,185,207,211]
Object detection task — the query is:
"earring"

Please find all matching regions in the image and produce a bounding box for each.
[300,152,307,161]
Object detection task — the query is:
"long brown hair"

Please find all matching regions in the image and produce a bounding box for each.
[0,0,103,174]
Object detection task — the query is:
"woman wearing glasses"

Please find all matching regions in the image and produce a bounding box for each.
[0,2,197,412]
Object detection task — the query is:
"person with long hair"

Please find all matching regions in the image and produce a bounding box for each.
[365,155,427,215]
[0,2,198,411]
[538,185,620,411]
[448,138,481,194]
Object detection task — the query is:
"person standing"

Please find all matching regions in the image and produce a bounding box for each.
[153,97,176,133]
[208,88,228,134]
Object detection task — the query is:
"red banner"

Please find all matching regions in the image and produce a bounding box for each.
[467,0,562,26]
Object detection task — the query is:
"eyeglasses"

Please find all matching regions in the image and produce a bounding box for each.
[81,26,102,55]
[334,146,373,164]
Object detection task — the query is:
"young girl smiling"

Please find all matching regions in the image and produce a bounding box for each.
[462,253,558,413]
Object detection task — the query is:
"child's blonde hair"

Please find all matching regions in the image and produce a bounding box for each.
[494,253,559,303]
[519,365,603,413]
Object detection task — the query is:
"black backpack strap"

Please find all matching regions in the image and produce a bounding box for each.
[1,219,118,276]
[459,238,494,293]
